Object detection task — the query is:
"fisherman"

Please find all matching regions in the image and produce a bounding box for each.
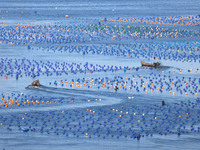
[153,57,160,67]
[114,84,118,92]
[153,62,160,68]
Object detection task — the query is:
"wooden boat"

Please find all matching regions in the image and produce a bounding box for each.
[141,61,161,68]
[31,80,40,86]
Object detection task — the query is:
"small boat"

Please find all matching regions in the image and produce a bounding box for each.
[141,61,161,68]
[31,80,40,86]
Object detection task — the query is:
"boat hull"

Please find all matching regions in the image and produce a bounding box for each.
[141,61,160,68]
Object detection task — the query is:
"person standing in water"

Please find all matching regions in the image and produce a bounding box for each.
[114,84,118,92]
